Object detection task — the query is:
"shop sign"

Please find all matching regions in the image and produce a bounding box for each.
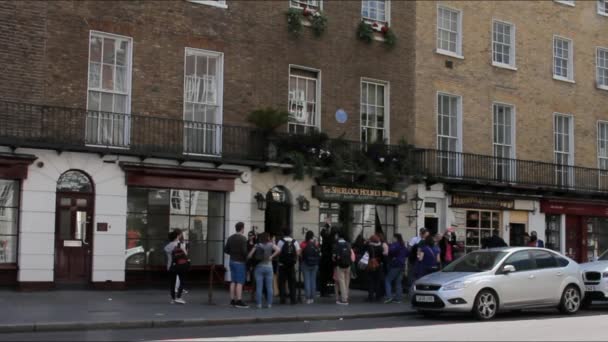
[540,200,608,217]
[312,186,407,204]
[451,195,515,210]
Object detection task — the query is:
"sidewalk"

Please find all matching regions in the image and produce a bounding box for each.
[0,289,415,333]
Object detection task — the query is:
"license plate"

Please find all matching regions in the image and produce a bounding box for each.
[416,295,435,303]
[586,285,596,292]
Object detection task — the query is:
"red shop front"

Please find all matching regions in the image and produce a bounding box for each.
[541,200,608,262]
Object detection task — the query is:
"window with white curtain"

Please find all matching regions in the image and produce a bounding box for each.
[86,31,132,147]
[554,113,574,187]
[361,0,389,24]
[437,93,462,176]
[437,6,462,57]
[553,36,574,82]
[183,48,223,155]
[288,67,320,134]
[493,103,515,181]
[492,21,516,68]
[598,122,608,170]
[361,80,388,144]
[597,47,608,89]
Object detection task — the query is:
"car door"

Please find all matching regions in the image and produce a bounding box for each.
[495,250,540,308]
[530,250,563,305]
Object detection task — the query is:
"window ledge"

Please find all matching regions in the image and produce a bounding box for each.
[436,49,464,60]
[553,75,576,84]
[554,1,575,7]
[598,11,608,17]
[187,0,228,9]
[597,84,608,91]
[492,62,517,71]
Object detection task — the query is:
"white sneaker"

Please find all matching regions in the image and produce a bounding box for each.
[174,298,186,305]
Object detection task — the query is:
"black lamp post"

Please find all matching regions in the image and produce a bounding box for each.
[297,195,310,211]
[408,193,423,226]
[254,192,266,211]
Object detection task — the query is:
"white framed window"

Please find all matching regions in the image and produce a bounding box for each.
[493,103,516,181]
[597,47,608,90]
[436,5,463,58]
[437,93,462,176]
[599,0,608,16]
[598,121,608,170]
[361,0,390,25]
[290,0,322,11]
[288,66,320,134]
[361,79,389,144]
[187,0,227,9]
[492,20,516,69]
[86,31,132,147]
[183,48,224,156]
[554,0,575,6]
[554,113,574,187]
[553,36,574,82]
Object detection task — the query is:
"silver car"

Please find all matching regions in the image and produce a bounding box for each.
[411,247,584,320]
[580,249,608,308]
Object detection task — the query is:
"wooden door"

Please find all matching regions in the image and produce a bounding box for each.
[509,223,527,247]
[565,215,583,262]
[54,194,93,284]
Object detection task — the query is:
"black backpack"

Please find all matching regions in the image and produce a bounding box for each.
[302,242,321,266]
[171,243,190,272]
[254,244,266,262]
[279,239,298,266]
[334,241,352,269]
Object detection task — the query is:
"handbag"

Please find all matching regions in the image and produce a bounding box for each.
[357,252,369,271]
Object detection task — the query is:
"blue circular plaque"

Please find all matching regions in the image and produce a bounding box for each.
[336,109,348,124]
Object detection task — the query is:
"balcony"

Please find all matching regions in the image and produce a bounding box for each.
[0,101,267,164]
[413,149,608,194]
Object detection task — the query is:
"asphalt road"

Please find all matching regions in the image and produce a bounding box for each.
[1,307,607,341]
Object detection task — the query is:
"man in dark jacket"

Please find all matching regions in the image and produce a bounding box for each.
[319,221,337,297]
[482,229,508,249]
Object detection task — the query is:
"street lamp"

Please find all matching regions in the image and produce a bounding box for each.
[254,192,266,211]
[408,193,424,226]
[297,195,310,211]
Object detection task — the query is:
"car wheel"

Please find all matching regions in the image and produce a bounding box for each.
[473,290,498,321]
[559,285,581,315]
[581,296,593,310]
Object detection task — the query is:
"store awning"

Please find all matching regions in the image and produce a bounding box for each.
[120,162,241,192]
[540,199,608,217]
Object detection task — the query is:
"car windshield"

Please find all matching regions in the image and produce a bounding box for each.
[599,250,608,261]
[442,251,508,273]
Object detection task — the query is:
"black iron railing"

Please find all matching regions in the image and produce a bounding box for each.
[413,149,608,193]
[0,101,267,162]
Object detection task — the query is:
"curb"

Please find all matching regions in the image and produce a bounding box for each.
[0,309,417,334]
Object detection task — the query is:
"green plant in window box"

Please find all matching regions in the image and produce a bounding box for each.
[382,26,396,48]
[247,108,289,134]
[286,8,304,36]
[308,10,328,37]
[357,21,374,43]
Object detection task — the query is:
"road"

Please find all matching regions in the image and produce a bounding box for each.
[1,307,607,341]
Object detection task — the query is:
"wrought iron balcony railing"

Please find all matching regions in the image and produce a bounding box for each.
[413,149,608,193]
[0,101,267,162]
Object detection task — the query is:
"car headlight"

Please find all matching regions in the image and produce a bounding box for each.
[603,272,608,278]
[441,281,471,291]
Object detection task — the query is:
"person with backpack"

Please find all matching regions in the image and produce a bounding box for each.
[332,230,355,305]
[277,227,300,305]
[164,228,190,305]
[384,233,409,304]
[300,230,321,304]
[247,232,280,309]
[224,222,249,309]
[366,234,384,302]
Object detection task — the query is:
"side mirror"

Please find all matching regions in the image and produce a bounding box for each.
[502,265,516,274]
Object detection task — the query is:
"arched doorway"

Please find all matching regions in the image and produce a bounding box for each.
[54,170,94,285]
[264,186,292,238]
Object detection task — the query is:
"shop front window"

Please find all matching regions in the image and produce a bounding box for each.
[587,218,608,261]
[0,180,18,264]
[319,202,395,242]
[465,210,500,253]
[545,214,562,252]
[126,188,225,269]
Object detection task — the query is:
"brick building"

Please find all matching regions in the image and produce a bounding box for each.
[0,0,607,289]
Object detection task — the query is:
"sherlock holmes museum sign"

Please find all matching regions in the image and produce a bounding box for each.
[312,186,407,204]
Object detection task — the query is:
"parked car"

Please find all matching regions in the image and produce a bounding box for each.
[411,247,584,320]
[580,249,608,308]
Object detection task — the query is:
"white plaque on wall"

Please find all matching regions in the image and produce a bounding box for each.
[63,240,82,247]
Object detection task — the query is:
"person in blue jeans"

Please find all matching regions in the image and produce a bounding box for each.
[384,233,409,304]
[300,231,321,304]
[248,232,280,309]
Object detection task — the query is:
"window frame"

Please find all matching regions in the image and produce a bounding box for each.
[531,250,559,269]
[492,102,516,181]
[182,47,224,125]
[553,35,575,83]
[554,113,574,166]
[436,92,463,153]
[287,64,322,134]
[0,179,19,265]
[436,4,463,59]
[500,250,536,273]
[360,78,390,144]
[187,0,228,9]
[290,0,323,11]
[554,0,575,6]
[596,47,608,90]
[361,0,391,26]
[599,0,608,16]
[492,102,516,159]
[598,121,608,170]
[491,19,517,70]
